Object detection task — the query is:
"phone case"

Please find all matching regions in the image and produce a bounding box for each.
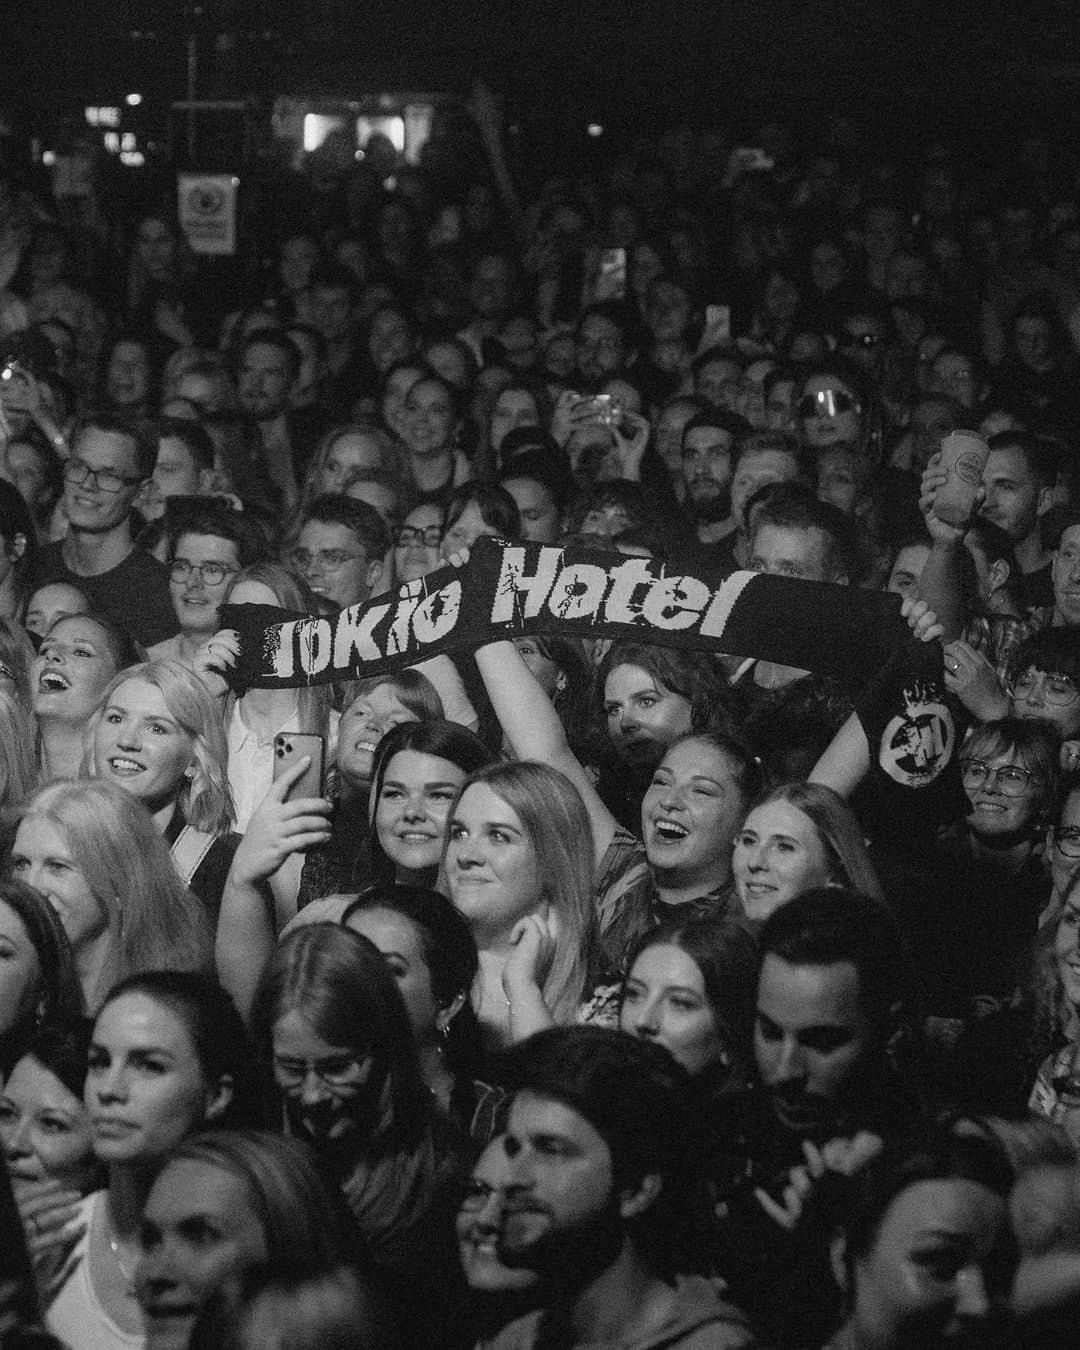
[273,733,326,799]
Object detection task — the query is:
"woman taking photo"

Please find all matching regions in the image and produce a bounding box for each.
[216,719,492,1020]
[10,780,211,1010]
[44,971,261,1350]
[86,660,239,917]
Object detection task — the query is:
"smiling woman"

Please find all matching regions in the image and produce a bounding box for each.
[32,611,142,782]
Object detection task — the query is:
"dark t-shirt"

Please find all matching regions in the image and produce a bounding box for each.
[26,541,179,648]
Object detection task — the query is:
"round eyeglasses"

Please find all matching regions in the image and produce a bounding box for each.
[960,759,1038,797]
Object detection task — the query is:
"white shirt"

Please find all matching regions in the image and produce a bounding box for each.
[227,703,340,831]
[47,1192,145,1350]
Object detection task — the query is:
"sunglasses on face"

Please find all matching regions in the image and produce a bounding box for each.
[798,389,859,419]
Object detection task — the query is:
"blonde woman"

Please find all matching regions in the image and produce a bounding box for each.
[10,779,211,1009]
[86,659,238,915]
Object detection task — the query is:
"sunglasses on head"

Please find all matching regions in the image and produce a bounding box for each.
[798,389,859,418]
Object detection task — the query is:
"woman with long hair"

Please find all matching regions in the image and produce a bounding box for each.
[216,719,492,1020]
[86,660,238,916]
[250,924,467,1333]
[733,780,884,922]
[442,760,604,1050]
[136,1130,357,1350]
[44,971,260,1350]
[619,915,759,1090]
[10,780,211,1010]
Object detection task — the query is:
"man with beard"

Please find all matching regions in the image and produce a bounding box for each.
[236,329,330,515]
[713,888,925,1348]
[680,409,752,549]
[484,1027,760,1350]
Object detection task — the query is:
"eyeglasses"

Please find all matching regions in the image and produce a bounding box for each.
[797,389,859,419]
[960,759,1038,797]
[1006,669,1080,708]
[63,458,143,494]
[396,525,443,549]
[272,1054,365,1089]
[1055,827,1080,858]
[841,331,883,349]
[169,559,238,587]
[289,547,363,572]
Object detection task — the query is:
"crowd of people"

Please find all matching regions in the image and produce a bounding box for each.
[2,90,1080,1349]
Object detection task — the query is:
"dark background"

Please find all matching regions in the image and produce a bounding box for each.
[8,1,1080,150]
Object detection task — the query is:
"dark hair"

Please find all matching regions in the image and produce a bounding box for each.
[842,1118,1014,1273]
[100,971,263,1129]
[681,407,753,447]
[251,926,430,1151]
[75,411,157,481]
[0,881,83,1068]
[341,884,482,1080]
[691,344,743,380]
[733,430,809,476]
[497,451,574,515]
[157,416,216,474]
[309,261,359,299]
[759,887,919,1040]
[622,917,760,1085]
[301,493,391,562]
[166,498,267,569]
[366,720,494,883]
[598,642,740,742]
[237,329,301,386]
[16,1017,94,1101]
[442,481,521,541]
[986,429,1057,491]
[0,478,36,550]
[1011,628,1080,689]
[751,483,858,581]
[190,1262,393,1350]
[500,1027,706,1274]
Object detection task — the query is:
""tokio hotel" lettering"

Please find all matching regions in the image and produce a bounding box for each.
[490,547,755,637]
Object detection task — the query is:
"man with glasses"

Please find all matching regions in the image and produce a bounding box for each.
[24,413,178,647]
[289,494,389,611]
[149,500,265,668]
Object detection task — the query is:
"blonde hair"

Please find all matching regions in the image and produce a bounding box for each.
[297,424,406,521]
[16,779,212,1009]
[0,690,37,815]
[84,660,235,835]
[444,760,597,1026]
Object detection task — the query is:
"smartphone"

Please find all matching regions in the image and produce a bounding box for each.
[594,247,627,302]
[590,393,623,427]
[705,304,731,341]
[273,732,326,799]
[0,361,35,413]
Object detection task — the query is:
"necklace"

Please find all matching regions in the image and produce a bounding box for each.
[107,1231,139,1297]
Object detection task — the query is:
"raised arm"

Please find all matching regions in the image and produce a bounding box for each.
[475,638,619,862]
[214,759,331,1020]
